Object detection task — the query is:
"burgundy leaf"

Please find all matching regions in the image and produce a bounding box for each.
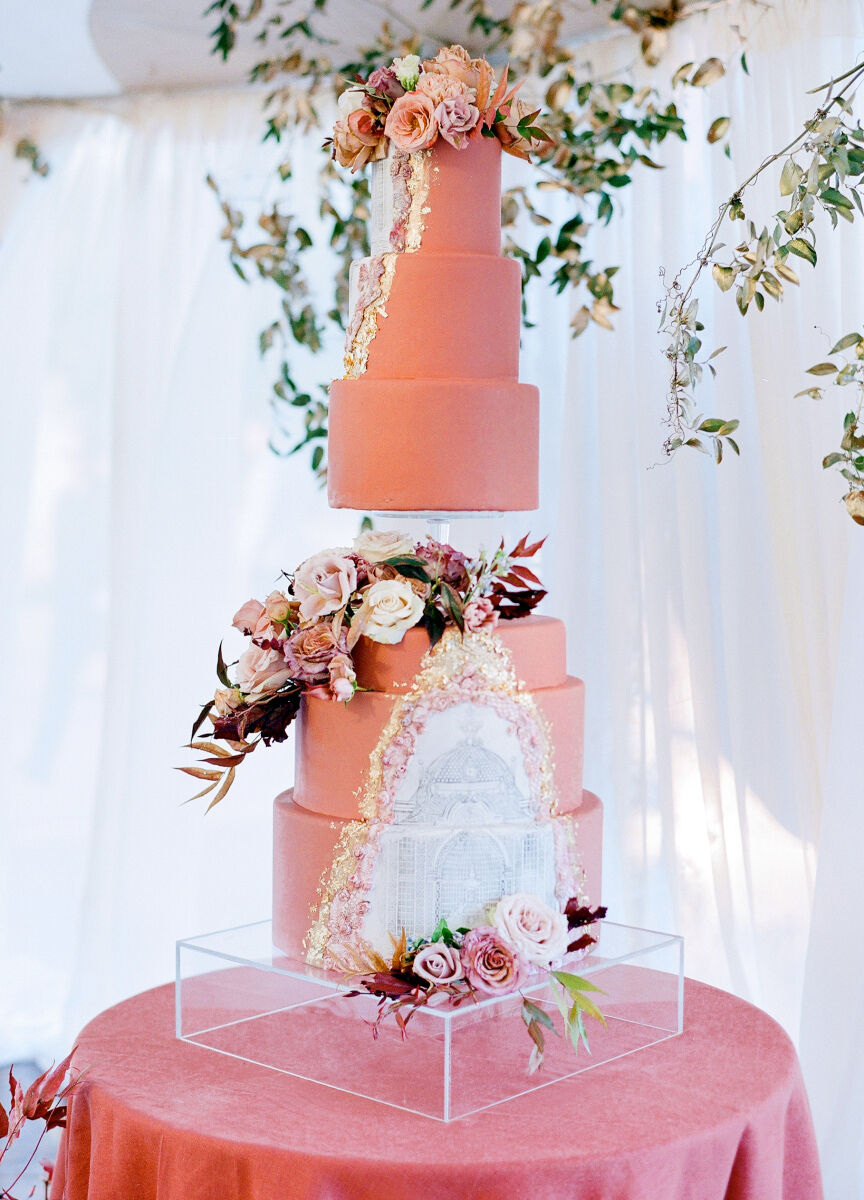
[567,932,598,954]
[360,971,417,999]
[564,901,608,929]
[0,1098,8,1139]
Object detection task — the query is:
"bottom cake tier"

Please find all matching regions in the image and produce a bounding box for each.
[272,789,604,963]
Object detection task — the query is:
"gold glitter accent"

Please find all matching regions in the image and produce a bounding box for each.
[404,149,431,253]
[342,253,396,378]
[340,150,431,379]
[304,629,564,965]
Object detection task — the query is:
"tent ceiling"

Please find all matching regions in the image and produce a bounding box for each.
[2,0,617,99]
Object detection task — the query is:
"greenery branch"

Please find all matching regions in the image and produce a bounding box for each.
[660,58,864,519]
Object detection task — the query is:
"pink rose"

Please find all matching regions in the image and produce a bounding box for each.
[283,623,345,683]
[236,643,293,695]
[435,95,480,149]
[492,894,569,967]
[412,942,465,985]
[328,652,356,702]
[384,92,439,152]
[415,539,469,589]
[422,45,495,113]
[460,927,529,995]
[293,550,358,622]
[232,598,265,635]
[462,597,499,632]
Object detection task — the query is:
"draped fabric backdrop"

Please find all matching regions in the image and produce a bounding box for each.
[0,1,861,1194]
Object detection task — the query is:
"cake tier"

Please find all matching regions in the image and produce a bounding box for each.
[350,252,521,380]
[327,378,539,512]
[352,615,567,693]
[272,789,604,961]
[295,675,585,821]
[371,135,503,257]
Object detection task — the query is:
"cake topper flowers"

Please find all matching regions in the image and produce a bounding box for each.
[328,44,552,171]
[341,894,608,1073]
[180,532,546,808]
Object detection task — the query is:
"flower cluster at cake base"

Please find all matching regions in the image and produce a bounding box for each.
[337,895,607,1072]
[181,532,546,807]
[327,45,551,171]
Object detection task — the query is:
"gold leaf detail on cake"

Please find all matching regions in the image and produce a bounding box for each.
[304,628,571,967]
[342,252,397,379]
[404,149,431,253]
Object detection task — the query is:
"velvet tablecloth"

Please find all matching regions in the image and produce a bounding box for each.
[52,978,821,1200]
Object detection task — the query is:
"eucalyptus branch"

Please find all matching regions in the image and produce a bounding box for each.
[661,60,864,478]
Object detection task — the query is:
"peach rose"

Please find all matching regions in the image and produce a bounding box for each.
[213,687,244,715]
[412,942,465,985]
[352,529,416,563]
[236,643,293,695]
[347,107,384,148]
[492,894,568,967]
[264,590,293,624]
[384,92,439,152]
[462,597,498,632]
[435,95,480,150]
[416,72,471,106]
[283,623,343,683]
[422,45,494,113]
[460,927,528,995]
[353,578,424,645]
[293,550,357,621]
[332,118,386,172]
[232,599,265,635]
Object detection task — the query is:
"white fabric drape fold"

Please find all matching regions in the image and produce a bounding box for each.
[1,2,861,1191]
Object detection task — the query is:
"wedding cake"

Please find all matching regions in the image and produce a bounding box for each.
[187,47,605,996]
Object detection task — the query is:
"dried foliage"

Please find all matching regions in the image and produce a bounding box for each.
[0,1053,80,1200]
[662,60,864,520]
[204,0,732,477]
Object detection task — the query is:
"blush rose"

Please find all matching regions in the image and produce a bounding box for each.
[352,529,416,563]
[412,943,465,986]
[293,550,357,622]
[236,643,293,695]
[283,623,344,683]
[384,92,439,152]
[435,95,480,149]
[492,894,569,967]
[460,927,528,995]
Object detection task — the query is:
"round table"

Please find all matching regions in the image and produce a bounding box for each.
[51,978,822,1200]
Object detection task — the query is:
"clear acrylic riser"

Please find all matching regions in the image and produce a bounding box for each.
[176,920,683,1122]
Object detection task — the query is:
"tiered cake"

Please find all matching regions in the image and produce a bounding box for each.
[271,131,604,968]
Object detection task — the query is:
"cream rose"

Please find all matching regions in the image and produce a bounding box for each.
[293,550,357,622]
[352,529,416,563]
[337,87,367,117]
[492,893,569,967]
[412,943,465,986]
[354,578,424,645]
[236,643,292,695]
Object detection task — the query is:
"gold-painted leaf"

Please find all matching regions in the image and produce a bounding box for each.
[807,362,838,375]
[779,158,803,196]
[672,61,694,87]
[691,57,725,87]
[707,116,730,144]
[204,767,236,813]
[176,766,222,781]
[712,264,736,292]
[830,332,863,353]
[775,262,800,285]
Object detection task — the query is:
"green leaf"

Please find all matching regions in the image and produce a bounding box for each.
[699,417,727,433]
[552,970,605,995]
[823,452,844,468]
[830,332,863,353]
[807,362,839,375]
[522,999,557,1033]
[216,642,232,688]
[821,186,853,210]
[382,555,433,581]
[439,582,465,632]
[788,238,817,266]
[717,419,740,434]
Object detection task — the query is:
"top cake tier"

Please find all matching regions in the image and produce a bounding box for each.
[327,136,539,515]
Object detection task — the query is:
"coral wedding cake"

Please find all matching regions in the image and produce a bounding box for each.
[187,47,605,1034]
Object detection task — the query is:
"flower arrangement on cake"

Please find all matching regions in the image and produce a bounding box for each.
[181,531,546,807]
[340,893,607,1072]
[328,44,551,171]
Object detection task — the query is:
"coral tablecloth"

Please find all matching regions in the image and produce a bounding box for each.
[52,978,821,1200]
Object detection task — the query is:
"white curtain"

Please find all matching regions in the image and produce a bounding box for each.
[0,1,861,1193]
